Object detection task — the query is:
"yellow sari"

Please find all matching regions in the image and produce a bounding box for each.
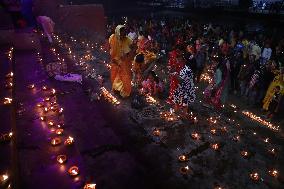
[263,74,284,110]
[109,25,133,98]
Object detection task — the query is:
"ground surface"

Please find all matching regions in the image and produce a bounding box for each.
[0,31,284,189]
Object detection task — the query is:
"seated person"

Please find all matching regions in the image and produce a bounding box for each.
[141,71,164,96]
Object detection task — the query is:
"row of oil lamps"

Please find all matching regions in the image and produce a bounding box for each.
[1,47,14,187]
[53,34,120,107]
[33,47,96,188]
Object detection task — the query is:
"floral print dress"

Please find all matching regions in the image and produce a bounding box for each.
[173,65,196,106]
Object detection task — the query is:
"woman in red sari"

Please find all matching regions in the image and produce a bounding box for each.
[166,45,185,104]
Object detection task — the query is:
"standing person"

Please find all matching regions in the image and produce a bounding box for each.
[231,51,244,94]
[36,16,54,43]
[211,60,230,109]
[172,55,196,118]
[195,46,206,82]
[265,86,282,121]
[166,45,185,104]
[109,25,133,98]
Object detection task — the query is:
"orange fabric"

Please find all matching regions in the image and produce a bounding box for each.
[109,25,133,97]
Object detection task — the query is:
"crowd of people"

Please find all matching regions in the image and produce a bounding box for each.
[107,17,284,122]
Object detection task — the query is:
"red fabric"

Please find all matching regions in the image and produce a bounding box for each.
[167,50,185,104]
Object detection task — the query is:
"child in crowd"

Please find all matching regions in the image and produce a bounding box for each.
[141,71,163,96]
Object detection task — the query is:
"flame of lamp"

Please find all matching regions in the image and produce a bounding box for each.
[57,155,67,164]
[6,72,13,78]
[68,166,79,176]
[211,143,219,150]
[268,169,279,178]
[84,184,96,189]
[56,129,64,135]
[250,172,260,181]
[178,155,188,162]
[153,128,161,136]
[5,82,13,89]
[28,84,35,89]
[241,151,249,157]
[179,166,190,175]
[40,116,46,121]
[48,121,54,126]
[51,137,62,146]
[42,86,48,91]
[1,174,9,182]
[191,133,201,140]
[210,129,217,135]
[64,136,74,145]
[3,98,12,105]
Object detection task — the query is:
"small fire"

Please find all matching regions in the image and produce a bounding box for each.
[191,132,201,140]
[210,129,217,135]
[211,143,219,150]
[57,155,67,164]
[64,136,74,145]
[268,169,279,178]
[68,166,79,176]
[2,174,8,182]
[3,97,12,105]
[56,129,64,135]
[250,172,260,181]
[241,151,249,158]
[84,184,96,189]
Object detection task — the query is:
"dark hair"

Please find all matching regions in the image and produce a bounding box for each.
[275,86,281,90]
[135,54,144,63]
[149,71,159,83]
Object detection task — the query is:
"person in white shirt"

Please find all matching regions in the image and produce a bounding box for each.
[127,27,137,42]
[261,44,272,65]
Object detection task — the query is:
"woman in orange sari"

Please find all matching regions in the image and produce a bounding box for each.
[109,25,133,98]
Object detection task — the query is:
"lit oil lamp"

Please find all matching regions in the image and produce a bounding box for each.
[1,174,9,183]
[37,102,44,108]
[48,121,54,126]
[250,172,260,181]
[6,72,13,78]
[233,135,240,142]
[3,97,12,105]
[178,155,189,162]
[191,132,201,140]
[56,129,64,135]
[51,89,56,95]
[210,129,217,135]
[5,82,13,89]
[28,84,35,89]
[268,169,279,178]
[44,97,50,102]
[40,116,46,121]
[44,107,49,113]
[179,166,190,175]
[193,117,198,124]
[211,143,219,151]
[42,86,48,91]
[221,127,227,133]
[240,151,249,158]
[57,155,67,164]
[264,138,269,143]
[152,128,161,136]
[84,184,96,189]
[51,137,62,146]
[58,108,64,115]
[68,166,79,176]
[268,148,276,155]
[64,136,74,146]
